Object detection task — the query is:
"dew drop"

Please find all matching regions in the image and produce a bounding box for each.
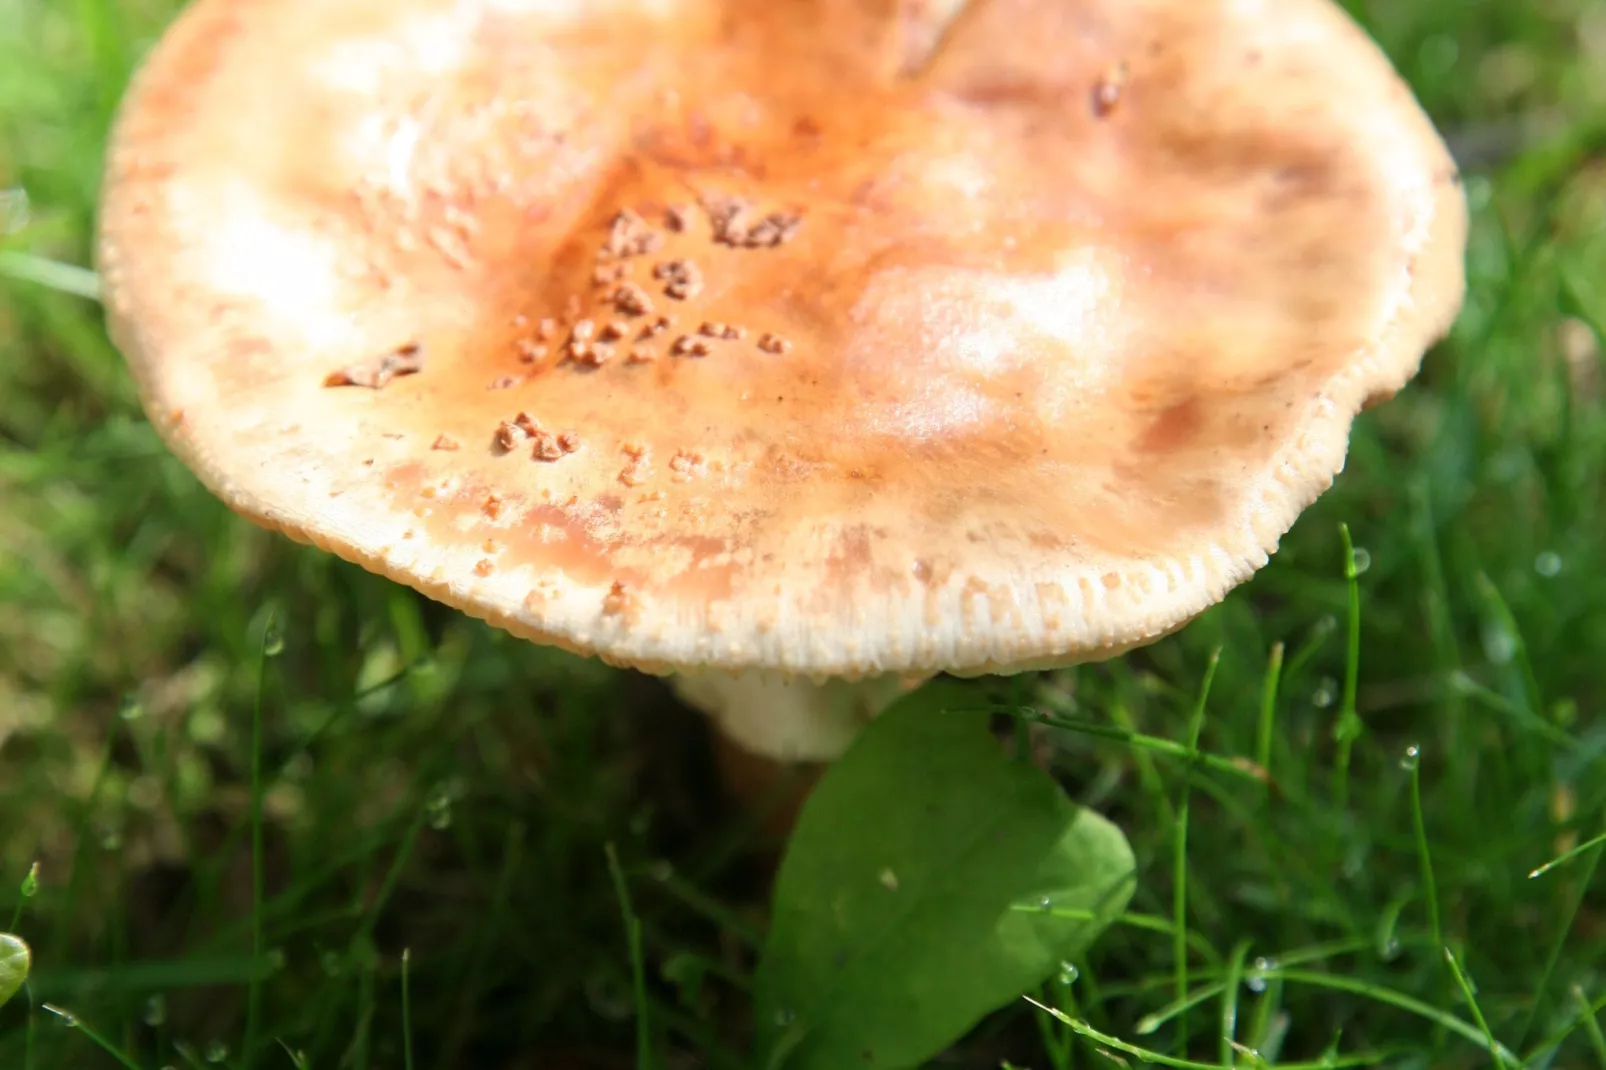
[1246,956,1275,994]
[142,994,167,1027]
[1057,961,1080,985]
[1418,34,1459,77]
[878,868,900,891]
[263,618,286,657]
[1480,622,1517,665]
[1378,935,1402,961]
[1399,744,1420,771]
[46,1005,81,1028]
[1311,678,1337,709]
[1534,551,1563,578]
[1349,547,1372,576]
[1038,896,1054,913]
[425,782,457,829]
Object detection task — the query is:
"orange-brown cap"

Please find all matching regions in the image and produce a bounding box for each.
[99,0,1467,681]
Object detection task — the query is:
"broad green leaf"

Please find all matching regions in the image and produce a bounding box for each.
[0,933,30,1009]
[753,689,1136,1069]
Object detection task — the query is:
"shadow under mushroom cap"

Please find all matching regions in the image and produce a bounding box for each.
[98,0,1468,679]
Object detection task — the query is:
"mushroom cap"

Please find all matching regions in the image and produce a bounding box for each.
[99,0,1467,680]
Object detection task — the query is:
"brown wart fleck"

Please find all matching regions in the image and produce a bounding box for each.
[627,346,657,364]
[638,314,673,340]
[531,431,565,461]
[652,259,704,301]
[619,442,651,486]
[1091,61,1129,118]
[516,340,549,363]
[670,335,711,357]
[613,282,654,317]
[431,434,461,451]
[604,209,664,259]
[324,342,425,389]
[664,204,692,232]
[669,448,706,481]
[602,580,638,618]
[495,420,528,452]
[757,332,791,354]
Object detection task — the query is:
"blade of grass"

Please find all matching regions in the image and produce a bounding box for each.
[401,948,414,1070]
[243,610,276,1068]
[1255,643,1284,784]
[40,1004,140,1070]
[1517,832,1606,1048]
[1174,649,1221,1052]
[1406,746,1441,948]
[1528,825,1606,879]
[1268,969,1521,1064]
[0,252,102,300]
[1333,524,1363,809]
[1572,984,1606,1068]
[1023,997,1400,1070]
[1220,941,1250,1067]
[1442,947,1510,1068]
[606,842,652,1070]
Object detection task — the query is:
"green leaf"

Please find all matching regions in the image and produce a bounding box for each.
[0,932,30,1009]
[753,689,1136,1069]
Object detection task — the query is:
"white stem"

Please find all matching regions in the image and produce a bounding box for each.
[669,669,929,762]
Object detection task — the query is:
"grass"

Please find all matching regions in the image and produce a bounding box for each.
[2,0,1605,1066]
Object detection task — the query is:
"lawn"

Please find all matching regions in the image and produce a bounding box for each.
[2,0,1605,1067]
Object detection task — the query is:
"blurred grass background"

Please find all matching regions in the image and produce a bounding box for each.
[2,0,1605,1067]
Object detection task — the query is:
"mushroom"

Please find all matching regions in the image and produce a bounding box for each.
[98,1,1466,773]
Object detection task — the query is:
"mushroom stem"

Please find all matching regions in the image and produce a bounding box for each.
[669,669,927,763]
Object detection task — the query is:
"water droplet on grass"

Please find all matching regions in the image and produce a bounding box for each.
[1311,678,1337,709]
[1378,935,1401,961]
[1038,896,1054,913]
[142,994,166,1026]
[1399,745,1420,771]
[1535,551,1563,577]
[1480,623,1517,665]
[1246,957,1276,993]
[262,617,285,657]
[1057,961,1079,985]
[1350,547,1372,576]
